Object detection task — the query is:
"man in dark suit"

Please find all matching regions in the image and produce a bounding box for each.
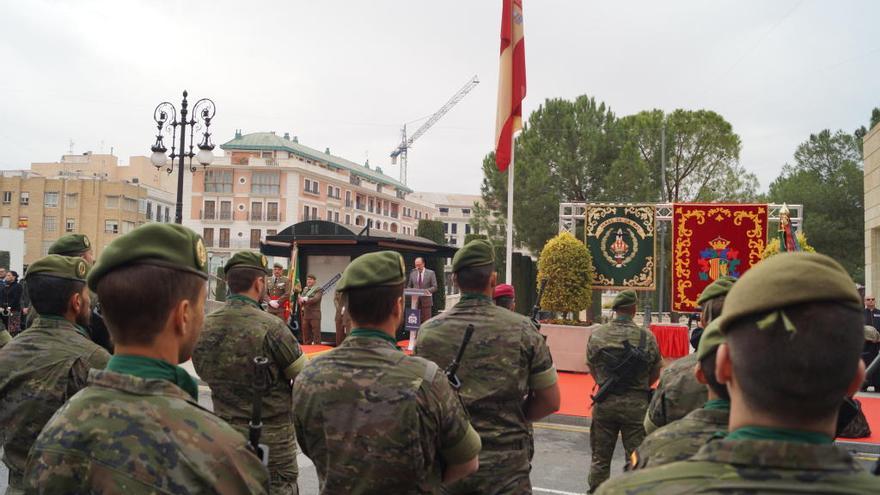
[406,257,437,325]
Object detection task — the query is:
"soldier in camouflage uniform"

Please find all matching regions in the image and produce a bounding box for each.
[643,276,736,434]
[630,277,734,469]
[416,239,560,495]
[293,251,481,493]
[586,290,661,492]
[0,255,110,494]
[598,252,880,494]
[194,251,306,495]
[23,234,94,329]
[23,223,268,494]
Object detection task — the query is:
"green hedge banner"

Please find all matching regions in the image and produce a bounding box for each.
[585,204,656,290]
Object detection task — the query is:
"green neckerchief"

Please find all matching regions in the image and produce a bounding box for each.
[349,328,399,347]
[614,314,634,323]
[228,294,261,310]
[726,426,833,445]
[460,293,492,303]
[106,354,199,400]
[703,399,731,411]
[38,314,91,339]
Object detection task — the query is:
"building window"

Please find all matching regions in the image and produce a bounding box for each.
[20,192,29,206]
[303,205,310,221]
[462,208,471,216]
[203,200,216,220]
[266,229,277,237]
[65,218,75,232]
[443,222,449,234]
[105,196,119,208]
[368,198,374,213]
[203,228,214,247]
[146,201,153,220]
[1,191,11,204]
[345,191,352,207]
[44,216,57,232]
[251,201,263,221]
[155,203,161,220]
[439,207,449,216]
[205,170,233,193]
[65,193,78,208]
[44,192,59,208]
[334,211,339,223]
[219,228,230,248]
[164,207,170,223]
[123,221,136,233]
[250,229,261,249]
[451,223,458,234]
[123,197,138,212]
[465,224,471,235]
[304,178,319,195]
[327,185,333,197]
[312,207,318,219]
[376,183,382,193]
[327,210,333,221]
[252,171,280,195]
[267,202,279,222]
[345,214,351,224]
[105,220,119,234]
[220,201,231,220]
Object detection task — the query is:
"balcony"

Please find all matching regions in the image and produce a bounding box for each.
[200,210,232,221]
[247,210,282,223]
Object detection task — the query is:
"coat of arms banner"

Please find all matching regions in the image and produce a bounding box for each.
[672,203,768,312]
[585,204,656,290]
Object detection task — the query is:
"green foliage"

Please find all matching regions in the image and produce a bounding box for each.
[537,232,593,319]
[768,129,864,282]
[213,266,227,302]
[416,219,447,311]
[511,252,538,316]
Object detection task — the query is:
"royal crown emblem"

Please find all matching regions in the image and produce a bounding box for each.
[698,236,740,282]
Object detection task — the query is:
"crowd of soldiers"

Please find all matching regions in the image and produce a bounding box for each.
[0,222,878,494]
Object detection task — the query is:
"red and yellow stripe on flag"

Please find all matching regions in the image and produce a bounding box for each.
[495,0,526,172]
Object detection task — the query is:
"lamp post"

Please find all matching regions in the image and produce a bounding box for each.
[149,90,216,224]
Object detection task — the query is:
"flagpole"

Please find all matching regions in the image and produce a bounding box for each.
[505,141,515,283]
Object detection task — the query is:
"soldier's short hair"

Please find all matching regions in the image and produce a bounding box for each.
[95,264,205,346]
[698,352,729,401]
[346,283,404,327]
[726,301,863,420]
[494,295,515,311]
[226,267,264,294]
[27,275,86,316]
[455,264,494,292]
[701,296,725,325]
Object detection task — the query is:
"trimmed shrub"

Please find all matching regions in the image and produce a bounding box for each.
[537,232,593,321]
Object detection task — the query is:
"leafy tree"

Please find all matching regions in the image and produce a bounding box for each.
[853,107,880,148]
[537,232,593,321]
[416,219,447,311]
[768,129,864,282]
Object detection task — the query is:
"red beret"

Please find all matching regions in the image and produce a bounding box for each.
[493,284,515,299]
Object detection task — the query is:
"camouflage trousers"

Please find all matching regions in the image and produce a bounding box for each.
[588,394,649,493]
[231,421,299,495]
[443,445,532,495]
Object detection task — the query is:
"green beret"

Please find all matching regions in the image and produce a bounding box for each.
[48,234,91,256]
[696,318,724,361]
[718,252,861,334]
[25,255,89,282]
[612,289,638,309]
[225,251,270,274]
[337,251,406,291]
[452,239,495,272]
[87,223,209,291]
[697,276,736,305]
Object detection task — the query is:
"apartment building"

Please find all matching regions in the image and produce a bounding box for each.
[0,153,175,265]
[184,131,435,261]
[408,192,482,248]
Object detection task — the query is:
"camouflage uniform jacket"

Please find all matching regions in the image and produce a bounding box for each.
[0,316,110,485]
[644,353,706,434]
[24,368,269,494]
[193,296,306,424]
[631,406,729,469]
[596,437,880,494]
[415,295,558,450]
[586,317,662,402]
[293,332,481,494]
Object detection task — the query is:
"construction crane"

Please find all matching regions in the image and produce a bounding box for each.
[390,75,480,185]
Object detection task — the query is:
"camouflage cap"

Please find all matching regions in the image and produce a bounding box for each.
[718,252,861,334]
[87,223,209,291]
[493,283,515,299]
[25,255,89,282]
[612,289,638,309]
[48,234,91,256]
[696,318,724,361]
[337,251,406,291]
[225,251,270,274]
[697,276,736,305]
[452,239,495,272]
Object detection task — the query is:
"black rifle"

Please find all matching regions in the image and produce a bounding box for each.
[445,324,475,391]
[531,279,548,330]
[249,356,271,466]
[591,329,649,404]
[89,304,114,354]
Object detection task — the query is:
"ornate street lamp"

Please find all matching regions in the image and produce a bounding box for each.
[149,90,216,224]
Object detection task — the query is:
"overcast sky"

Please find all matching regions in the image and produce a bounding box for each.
[1,0,878,196]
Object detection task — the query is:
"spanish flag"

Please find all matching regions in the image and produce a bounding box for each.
[495,0,526,172]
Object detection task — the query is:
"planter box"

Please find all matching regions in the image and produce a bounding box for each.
[540,323,599,373]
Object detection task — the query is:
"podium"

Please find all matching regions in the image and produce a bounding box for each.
[404,288,432,350]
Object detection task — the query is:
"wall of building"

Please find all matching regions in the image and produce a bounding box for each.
[865,122,880,296]
[0,228,25,273]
